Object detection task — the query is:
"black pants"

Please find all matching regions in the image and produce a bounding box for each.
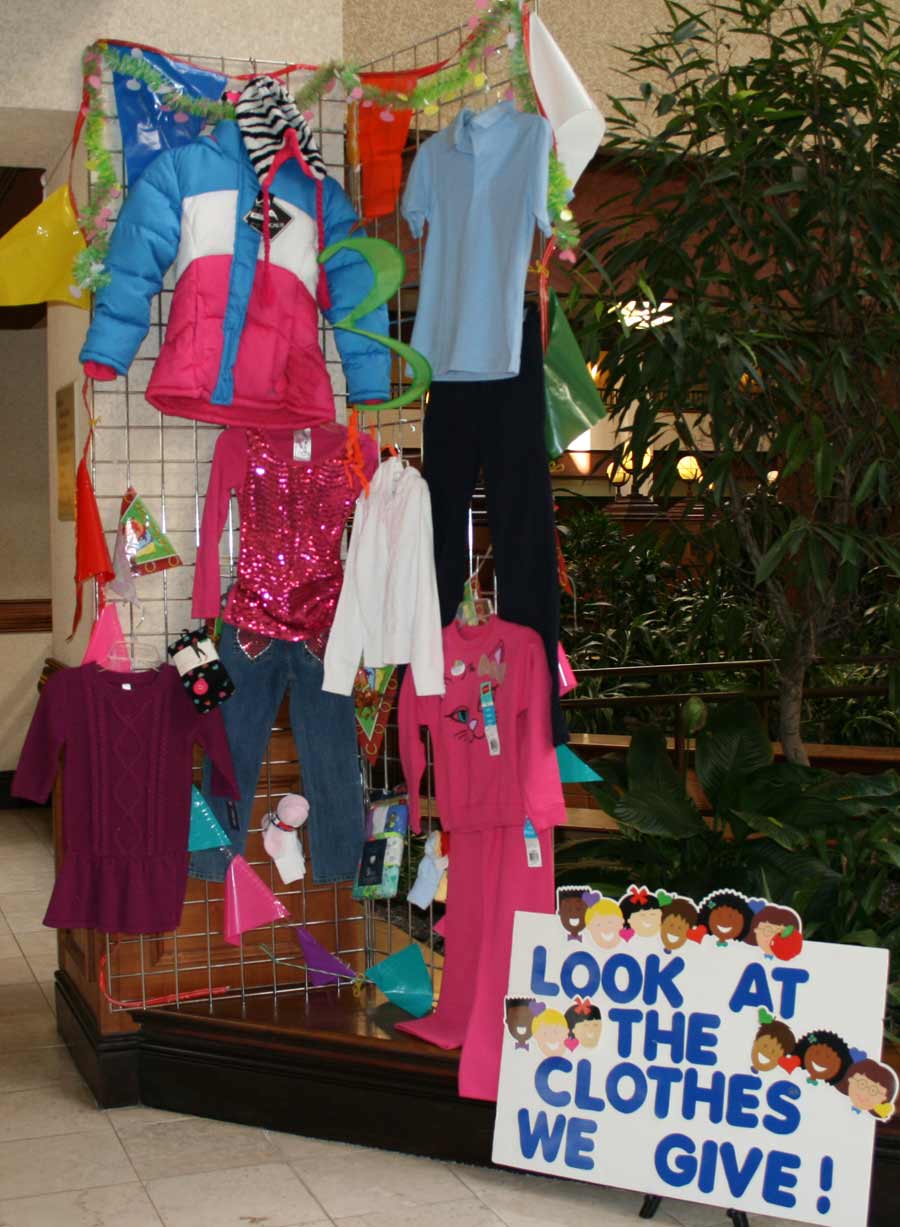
[423,305,567,745]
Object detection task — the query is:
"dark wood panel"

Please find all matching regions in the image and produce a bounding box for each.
[0,599,52,634]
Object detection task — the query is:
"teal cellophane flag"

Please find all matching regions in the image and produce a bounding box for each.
[188,785,232,851]
[366,944,433,1018]
[556,744,603,784]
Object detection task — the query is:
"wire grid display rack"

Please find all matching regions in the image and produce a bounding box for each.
[93,25,514,1014]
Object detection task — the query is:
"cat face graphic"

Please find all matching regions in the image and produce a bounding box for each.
[446,703,484,742]
[443,641,504,743]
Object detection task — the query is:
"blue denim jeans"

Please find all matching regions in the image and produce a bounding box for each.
[189,622,365,884]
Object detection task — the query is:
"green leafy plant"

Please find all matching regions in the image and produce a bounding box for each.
[556,698,900,1026]
[566,0,900,763]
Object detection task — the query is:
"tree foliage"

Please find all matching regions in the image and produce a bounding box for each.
[567,0,900,762]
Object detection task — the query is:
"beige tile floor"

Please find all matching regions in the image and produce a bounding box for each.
[0,809,804,1227]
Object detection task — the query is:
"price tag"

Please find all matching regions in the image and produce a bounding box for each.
[480,680,501,756]
[523,818,542,868]
[293,429,312,461]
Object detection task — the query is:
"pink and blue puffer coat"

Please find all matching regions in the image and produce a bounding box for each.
[80,119,390,427]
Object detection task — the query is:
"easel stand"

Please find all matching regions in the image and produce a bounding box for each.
[639,1194,749,1227]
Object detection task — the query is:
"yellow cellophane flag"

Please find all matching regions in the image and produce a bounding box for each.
[0,185,88,310]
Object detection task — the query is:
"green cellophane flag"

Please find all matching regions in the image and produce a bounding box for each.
[544,290,607,459]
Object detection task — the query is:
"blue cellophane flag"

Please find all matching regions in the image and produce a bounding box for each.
[556,743,603,783]
[112,48,227,186]
[366,944,433,1018]
[188,786,232,851]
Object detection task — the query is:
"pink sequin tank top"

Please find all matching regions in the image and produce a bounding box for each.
[224,431,359,648]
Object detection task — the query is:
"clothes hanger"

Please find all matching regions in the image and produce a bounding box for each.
[456,549,495,625]
[104,640,162,672]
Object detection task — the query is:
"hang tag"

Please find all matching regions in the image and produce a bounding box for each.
[172,637,219,677]
[523,818,542,868]
[121,683,132,691]
[479,680,501,756]
[293,429,312,462]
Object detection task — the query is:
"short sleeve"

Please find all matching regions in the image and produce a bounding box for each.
[531,117,553,236]
[402,140,432,238]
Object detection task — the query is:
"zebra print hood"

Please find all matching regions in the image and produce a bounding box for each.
[234,76,326,184]
[234,75,331,307]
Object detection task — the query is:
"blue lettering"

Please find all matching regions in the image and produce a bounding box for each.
[728,964,774,1015]
[609,1007,643,1057]
[606,1062,648,1113]
[602,954,643,1003]
[529,946,559,997]
[685,1012,721,1065]
[535,1056,571,1108]
[517,1109,566,1161]
[574,1058,605,1113]
[698,1139,718,1194]
[682,1068,726,1123]
[564,1116,597,1170]
[763,1081,802,1135]
[654,1133,697,1188]
[643,954,685,1007]
[560,951,601,999]
[720,1143,764,1197]
[762,1150,801,1208]
[726,1074,762,1128]
[771,967,810,1020]
[647,1065,684,1117]
[644,1009,686,1062]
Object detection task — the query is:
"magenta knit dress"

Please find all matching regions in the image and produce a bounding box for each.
[13,663,238,934]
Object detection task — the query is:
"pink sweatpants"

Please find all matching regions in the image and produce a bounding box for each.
[397,824,555,1101]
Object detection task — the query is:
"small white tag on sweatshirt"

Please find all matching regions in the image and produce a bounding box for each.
[524,818,542,868]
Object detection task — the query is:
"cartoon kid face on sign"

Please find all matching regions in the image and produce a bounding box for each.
[838,1059,898,1118]
[746,904,803,959]
[698,891,754,945]
[660,897,698,952]
[556,888,588,942]
[795,1031,853,1085]
[504,997,535,1050]
[620,885,662,938]
[584,897,624,950]
[532,1008,570,1057]
[751,1019,796,1073]
[565,999,603,1049]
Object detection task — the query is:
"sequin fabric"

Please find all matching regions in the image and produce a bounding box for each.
[224,431,359,649]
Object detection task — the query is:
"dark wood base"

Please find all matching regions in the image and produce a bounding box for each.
[55,971,140,1108]
[136,985,495,1163]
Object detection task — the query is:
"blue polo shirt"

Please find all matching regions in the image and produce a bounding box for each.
[403,101,552,381]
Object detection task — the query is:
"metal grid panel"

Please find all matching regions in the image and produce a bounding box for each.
[96,25,514,1012]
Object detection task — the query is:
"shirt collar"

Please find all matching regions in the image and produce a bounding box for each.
[452,101,517,153]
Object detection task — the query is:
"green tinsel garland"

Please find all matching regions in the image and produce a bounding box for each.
[73,0,579,289]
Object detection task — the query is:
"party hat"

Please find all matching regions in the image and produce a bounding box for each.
[0,186,88,309]
[82,603,129,670]
[556,744,603,784]
[223,854,289,946]
[294,925,357,987]
[69,452,115,638]
[366,944,433,1018]
[118,487,182,576]
[188,787,232,852]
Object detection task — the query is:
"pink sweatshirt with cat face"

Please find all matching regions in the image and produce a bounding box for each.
[399,616,567,834]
